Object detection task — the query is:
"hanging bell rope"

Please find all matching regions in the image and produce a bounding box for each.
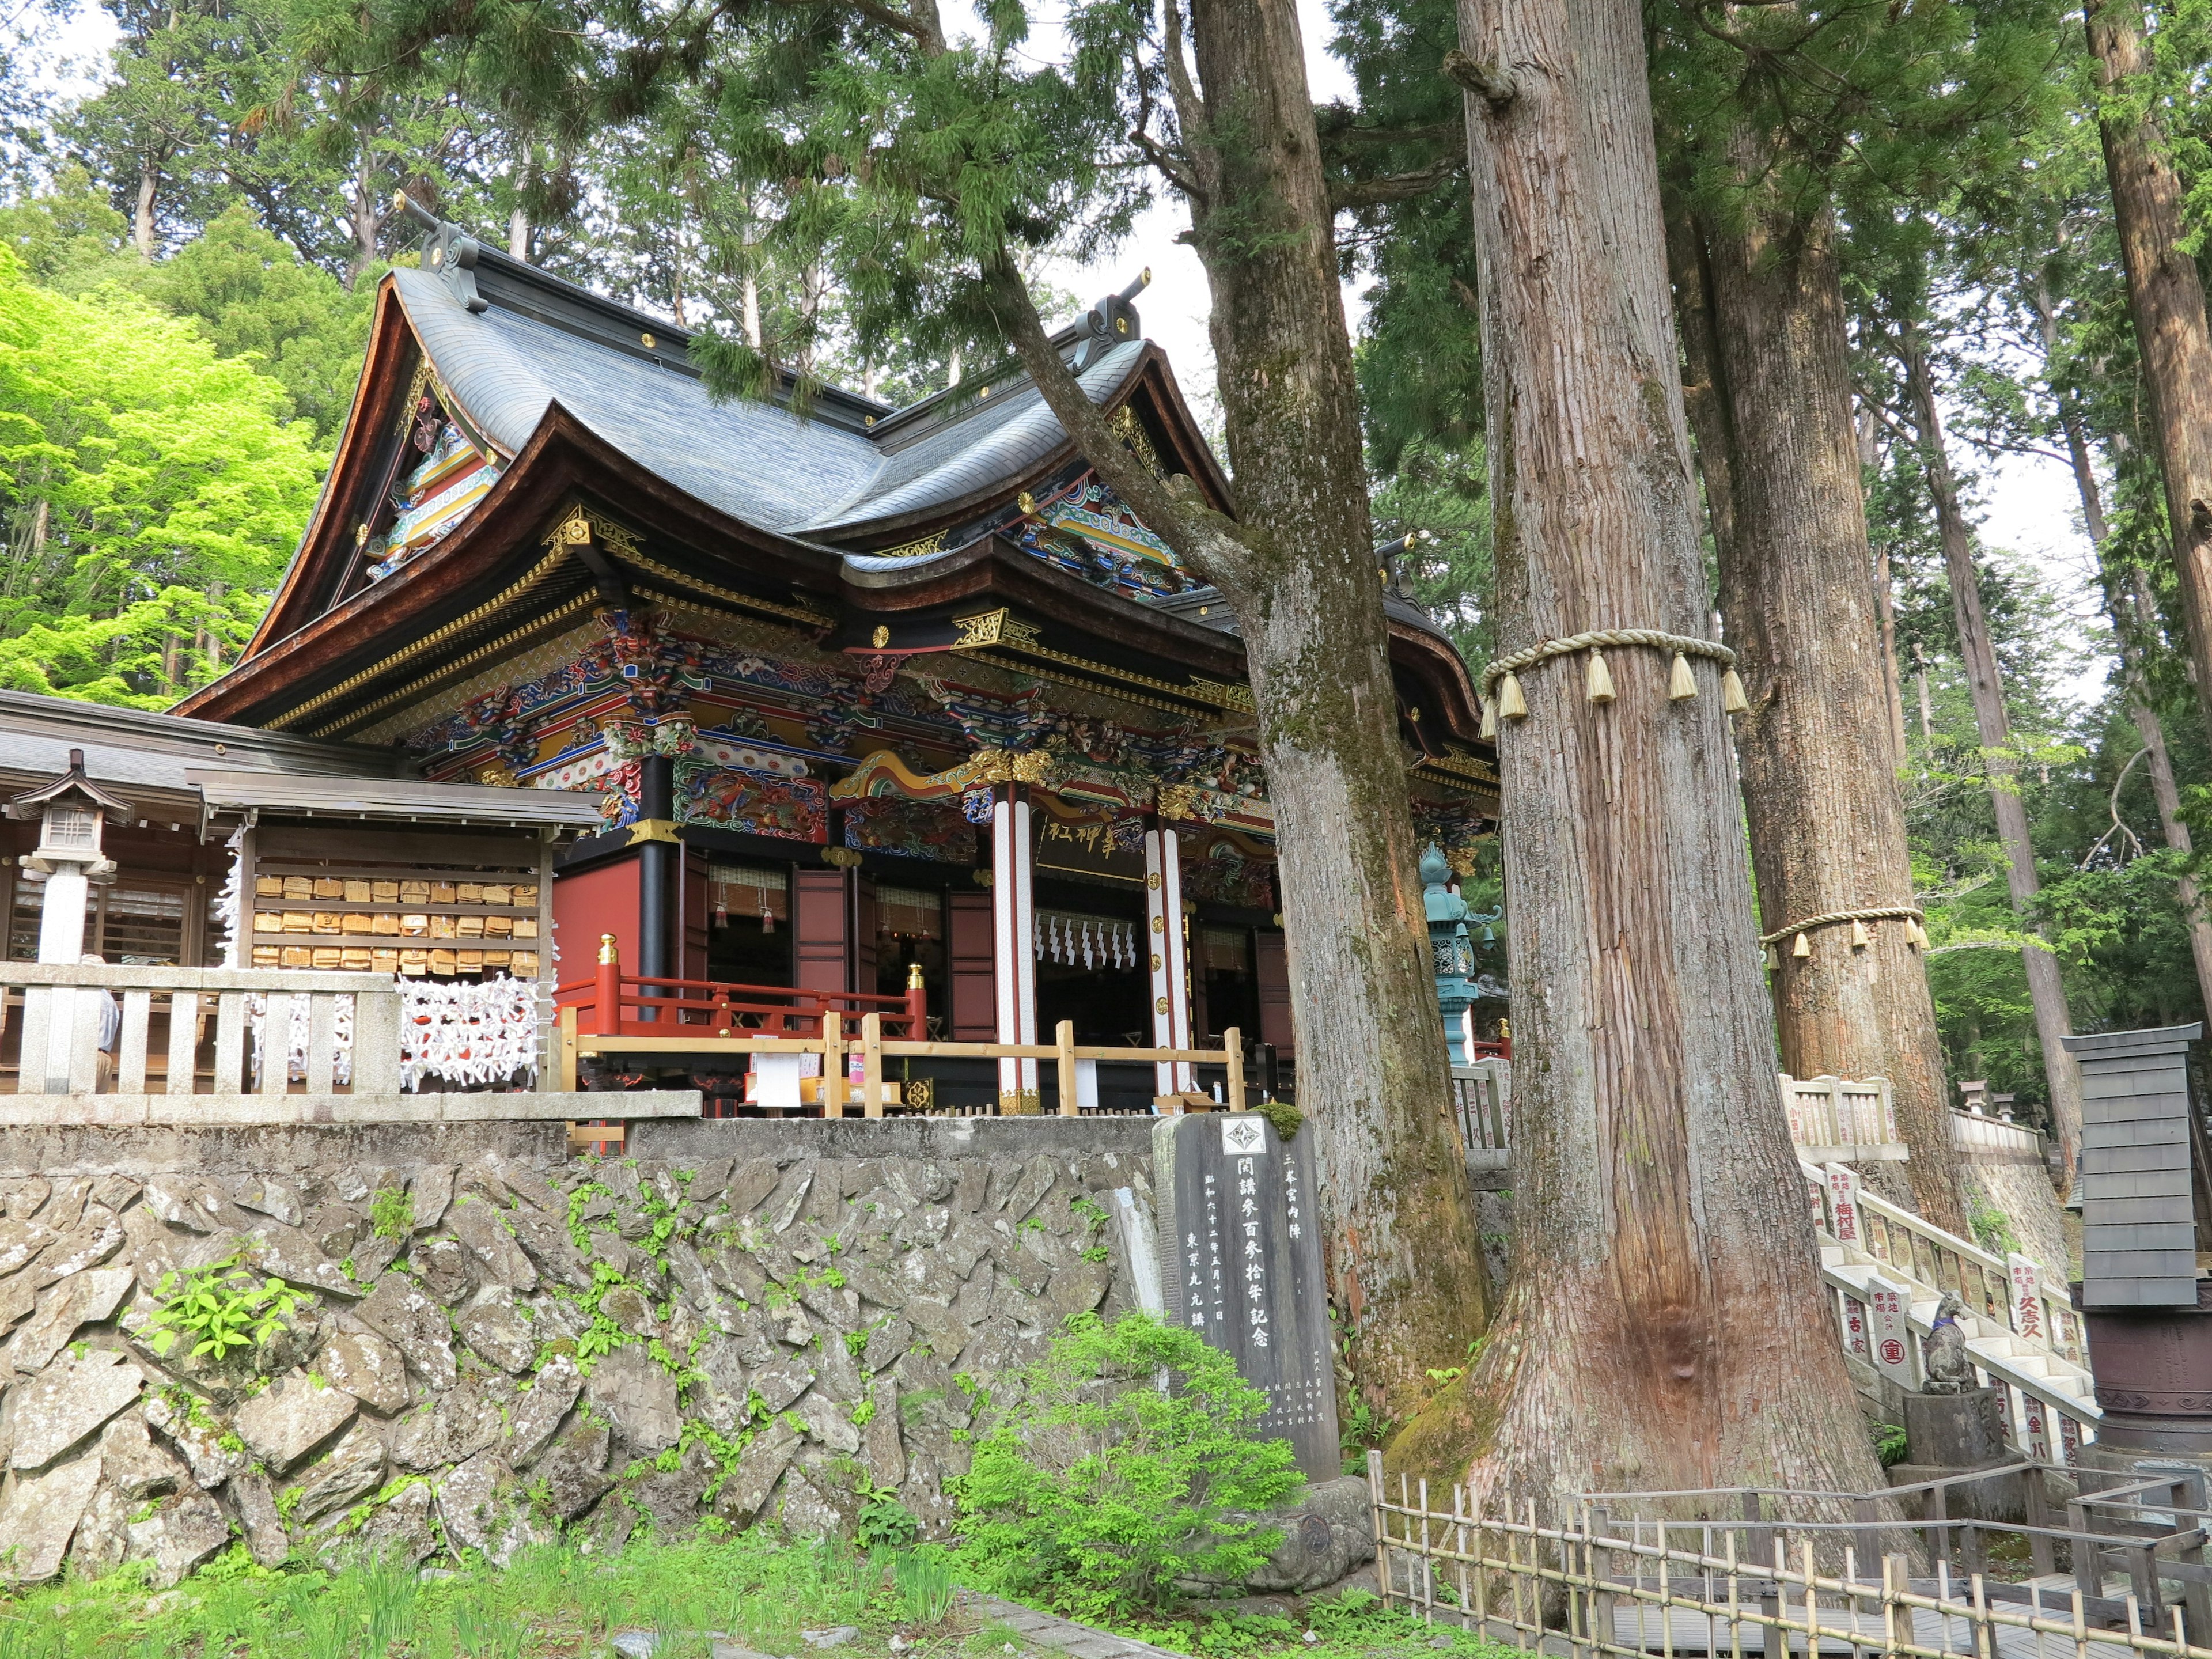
[1758,904,1930,968]
[1479,627,1747,738]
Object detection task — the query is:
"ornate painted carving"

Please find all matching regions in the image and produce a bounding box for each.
[679,766,828,843]
[843,796,977,862]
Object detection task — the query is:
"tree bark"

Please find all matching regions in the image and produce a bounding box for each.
[1902,337,2086,1173]
[1665,190,1963,1231]
[2087,0,2212,748]
[133,167,159,261]
[1388,0,1885,1512]
[983,0,1490,1420]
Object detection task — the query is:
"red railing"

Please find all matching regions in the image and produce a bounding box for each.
[1467,1037,1512,1062]
[554,938,926,1041]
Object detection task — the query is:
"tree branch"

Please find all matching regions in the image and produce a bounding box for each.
[1329,156,1460,211]
[979,253,1254,592]
[1442,49,1515,108]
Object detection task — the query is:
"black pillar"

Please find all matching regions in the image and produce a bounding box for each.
[638,755,675,1005]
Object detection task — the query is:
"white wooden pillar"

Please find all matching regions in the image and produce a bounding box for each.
[33,866,90,964]
[991,785,1037,1108]
[1143,823,1193,1096]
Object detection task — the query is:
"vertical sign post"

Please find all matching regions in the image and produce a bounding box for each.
[1866,1274,1915,1389]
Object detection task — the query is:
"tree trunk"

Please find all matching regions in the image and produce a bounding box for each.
[1902,337,2086,1173]
[1666,190,1963,1230]
[348,146,382,291]
[1389,0,1884,1512]
[509,203,532,261]
[983,0,1490,1419]
[133,167,158,260]
[2087,0,2212,747]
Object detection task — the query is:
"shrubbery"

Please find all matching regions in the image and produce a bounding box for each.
[953,1311,1302,1619]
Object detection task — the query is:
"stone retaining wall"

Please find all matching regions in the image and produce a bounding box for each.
[0,1120,1160,1586]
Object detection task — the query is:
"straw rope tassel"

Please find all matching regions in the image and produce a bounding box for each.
[1722,668,1749,714]
[1792,932,1811,959]
[1764,944,1781,971]
[1480,698,1497,740]
[1498,672,1527,721]
[1850,919,1870,949]
[1585,650,1616,704]
[1668,652,1698,700]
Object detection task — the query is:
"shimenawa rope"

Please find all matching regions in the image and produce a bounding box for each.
[1759,903,1931,965]
[1479,628,1748,737]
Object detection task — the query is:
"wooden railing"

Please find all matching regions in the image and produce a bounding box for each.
[558,1004,1248,1118]
[552,959,927,1041]
[1781,1072,1907,1161]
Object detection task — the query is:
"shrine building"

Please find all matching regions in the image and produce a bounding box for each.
[2,204,1496,1115]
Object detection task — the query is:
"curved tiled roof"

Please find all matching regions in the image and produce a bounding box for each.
[393,267,1147,547]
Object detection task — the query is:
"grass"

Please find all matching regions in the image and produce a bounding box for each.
[0,1532,933,1659]
[0,1534,1520,1659]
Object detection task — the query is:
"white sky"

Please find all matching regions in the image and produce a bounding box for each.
[33,0,2111,714]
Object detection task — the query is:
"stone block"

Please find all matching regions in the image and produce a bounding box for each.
[96,1411,184,1501]
[529,1422,613,1520]
[243,1222,358,1300]
[10,1267,134,1374]
[412,1237,472,1304]
[752,1351,816,1414]
[9,1347,142,1469]
[584,1346,682,1454]
[714,1422,799,1526]
[725,1160,782,1217]
[861,1317,912,1375]
[0,1455,101,1582]
[392,1378,507,1472]
[127,1485,230,1587]
[236,1369,357,1474]
[458,1297,540,1374]
[141,1387,248,1490]
[227,1468,288,1566]
[439,1448,517,1553]
[449,1195,537,1291]
[354,1477,439,1565]
[354,1272,457,1392]
[507,1352,582,1467]
[317,1321,411,1416]
[35,1205,124,1287]
[409,1166,456,1231]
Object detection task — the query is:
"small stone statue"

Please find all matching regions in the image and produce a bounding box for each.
[1921,1293,1979,1395]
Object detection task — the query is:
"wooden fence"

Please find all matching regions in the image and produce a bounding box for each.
[1368,1453,2212,1659]
[556,1006,1249,1118]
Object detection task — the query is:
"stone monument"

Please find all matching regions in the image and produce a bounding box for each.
[1152,1112,1341,1480]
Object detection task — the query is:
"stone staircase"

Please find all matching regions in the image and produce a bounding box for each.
[1804,1157,2099,1456]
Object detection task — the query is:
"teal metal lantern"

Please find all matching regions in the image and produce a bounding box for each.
[1421,844,1476,1064]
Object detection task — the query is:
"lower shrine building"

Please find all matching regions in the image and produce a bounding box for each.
[3,204,1497,1114]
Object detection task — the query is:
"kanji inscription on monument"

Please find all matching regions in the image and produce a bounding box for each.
[1152,1113,1339,1479]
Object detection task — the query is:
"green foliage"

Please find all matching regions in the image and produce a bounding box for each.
[143,1255,305,1362]
[893,1544,957,1623]
[1872,1420,1910,1468]
[856,1485,922,1548]
[369,1187,415,1241]
[953,1310,1301,1618]
[0,245,322,707]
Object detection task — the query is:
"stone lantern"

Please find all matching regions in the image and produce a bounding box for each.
[6,749,128,963]
[1421,843,1476,1065]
